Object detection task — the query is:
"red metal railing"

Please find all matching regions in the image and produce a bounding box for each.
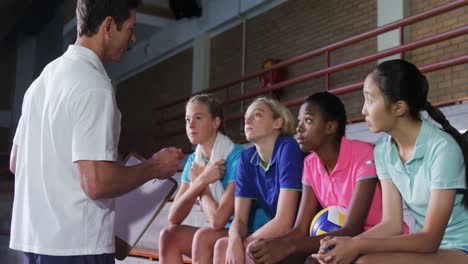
[156,0,468,138]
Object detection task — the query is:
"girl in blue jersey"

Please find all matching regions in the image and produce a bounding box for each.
[314,59,468,264]
[213,97,304,264]
[159,94,244,263]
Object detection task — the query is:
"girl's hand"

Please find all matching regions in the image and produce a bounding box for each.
[247,238,294,264]
[198,160,226,185]
[226,237,245,264]
[310,236,334,264]
[188,162,204,182]
[305,254,320,264]
[312,236,359,264]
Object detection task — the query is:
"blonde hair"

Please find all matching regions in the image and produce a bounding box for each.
[252,97,295,136]
[186,94,224,132]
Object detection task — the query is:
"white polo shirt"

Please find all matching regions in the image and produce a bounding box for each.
[10,45,121,255]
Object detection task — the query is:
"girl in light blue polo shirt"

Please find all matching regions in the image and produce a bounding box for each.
[213,97,304,264]
[313,59,468,264]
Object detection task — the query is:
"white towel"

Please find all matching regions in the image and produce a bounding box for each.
[194,132,234,203]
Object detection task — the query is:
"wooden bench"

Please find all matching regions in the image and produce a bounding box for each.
[129,248,192,263]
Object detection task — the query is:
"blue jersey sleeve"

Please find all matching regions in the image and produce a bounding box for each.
[181,153,195,183]
[222,144,244,186]
[278,140,303,191]
[235,150,256,199]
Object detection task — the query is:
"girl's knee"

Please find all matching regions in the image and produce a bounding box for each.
[192,227,213,254]
[159,225,180,245]
[214,237,228,252]
[193,227,213,242]
[213,237,229,263]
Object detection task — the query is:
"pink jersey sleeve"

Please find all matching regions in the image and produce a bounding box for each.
[355,145,378,181]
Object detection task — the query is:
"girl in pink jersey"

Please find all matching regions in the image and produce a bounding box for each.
[313,59,468,264]
[248,92,388,263]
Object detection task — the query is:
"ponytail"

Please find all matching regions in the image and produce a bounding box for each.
[373,59,468,209]
[425,101,468,209]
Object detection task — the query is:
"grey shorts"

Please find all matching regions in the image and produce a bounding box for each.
[23,252,114,264]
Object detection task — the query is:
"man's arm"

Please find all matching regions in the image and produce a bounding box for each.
[10,144,17,174]
[76,147,183,200]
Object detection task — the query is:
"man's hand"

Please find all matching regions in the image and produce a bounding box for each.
[150,147,184,180]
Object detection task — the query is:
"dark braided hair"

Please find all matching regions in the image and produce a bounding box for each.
[373,59,468,209]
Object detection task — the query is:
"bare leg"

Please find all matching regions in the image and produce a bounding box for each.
[356,249,468,264]
[244,241,310,264]
[192,227,229,264]
[213,237,229,264]
[159,225,199,264]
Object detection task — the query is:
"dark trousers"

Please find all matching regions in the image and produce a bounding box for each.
[23,252,114,264]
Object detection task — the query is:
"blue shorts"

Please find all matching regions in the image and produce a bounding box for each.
[23,252,114,264]
[457,247,468,254]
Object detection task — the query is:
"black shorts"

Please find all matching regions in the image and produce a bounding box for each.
[23,252,114,264]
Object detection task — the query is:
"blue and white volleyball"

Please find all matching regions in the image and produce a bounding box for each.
[310,205,347,236]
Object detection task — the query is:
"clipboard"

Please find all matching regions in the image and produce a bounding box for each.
[114,153,178,260]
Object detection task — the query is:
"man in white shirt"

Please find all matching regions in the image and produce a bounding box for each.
[9,0,184,263]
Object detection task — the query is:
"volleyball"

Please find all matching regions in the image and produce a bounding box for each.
[310,206,347,236]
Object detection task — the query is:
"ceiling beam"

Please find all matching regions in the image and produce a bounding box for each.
[137,12,172,28]
[138,4,174,19]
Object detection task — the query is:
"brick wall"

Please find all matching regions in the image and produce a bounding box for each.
[407,0,468,104]
[211,0,378,126]
[116,0,468,152]
[206,0,468,126]
[116,48,193,156]
[209,25,245,139]
[247,0,377,120]
[210,25,243,90]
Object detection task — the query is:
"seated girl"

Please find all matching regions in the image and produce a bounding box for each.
[213,97,304,264]
[159,94,244,263]
[314,59,468,264]
[248,92,389,263]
